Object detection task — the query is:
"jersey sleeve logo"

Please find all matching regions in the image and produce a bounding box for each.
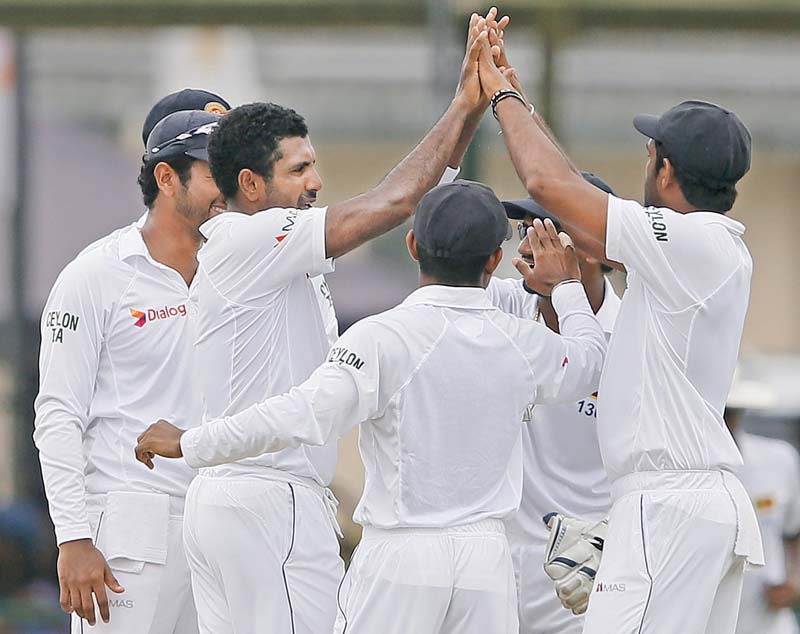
[45,310,80,343]
[644,208,669,242]
[327,346,365,370]
[274,210,300,245]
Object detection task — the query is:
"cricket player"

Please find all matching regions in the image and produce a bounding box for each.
[725,379,800,634]
[33,103,224,632]
[132,15,505,634]
[474,22,763,634]
[135,180,608,634]
[486,172,620,634]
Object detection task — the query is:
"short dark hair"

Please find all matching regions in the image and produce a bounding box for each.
[137,155,196,208]
[417,244,490,286]
[208,102,308,200]
[655,141,737,212]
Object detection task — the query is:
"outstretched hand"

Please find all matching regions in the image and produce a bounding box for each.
[454,14,490,110]
[135,420,186,469]
[474,21,514,100]
[456,8,513,110]
[512,218,581,295]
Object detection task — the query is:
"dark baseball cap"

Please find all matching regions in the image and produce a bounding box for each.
[142,88,230,146]
[413,180,512,258]
[144,110,221,163]
[503,172,616,227]
[633,100,751,186]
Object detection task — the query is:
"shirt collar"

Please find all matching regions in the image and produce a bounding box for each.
[693,211,746,236]
[118,222,149,261]
[402,285,496,310]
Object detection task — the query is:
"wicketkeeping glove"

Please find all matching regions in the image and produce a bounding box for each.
[542,513,608,615]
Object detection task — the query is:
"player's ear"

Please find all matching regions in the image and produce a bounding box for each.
[660,157,675,190]
[238,169,262,203]
[154,162,178,199]
[485,246,504,275]
[406,229,419,262]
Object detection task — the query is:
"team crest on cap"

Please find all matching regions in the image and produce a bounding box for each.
[204,101,228,115]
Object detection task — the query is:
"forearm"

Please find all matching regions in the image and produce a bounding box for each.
[33,407,91,545]
[496,98,577,201]
[496,98,610,261]
[547,282,607,402]
[447,107,484,169]
[181,369,362,469]
[325,97,473,259]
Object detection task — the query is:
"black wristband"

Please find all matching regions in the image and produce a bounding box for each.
[490,88,526,120]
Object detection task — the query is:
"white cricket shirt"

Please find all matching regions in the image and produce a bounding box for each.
[487,276,620,540]
[599,195,751,481]
[34,221,201,545]
[735,431,800,634]
[194,206,339,486]
[181,283,607,528]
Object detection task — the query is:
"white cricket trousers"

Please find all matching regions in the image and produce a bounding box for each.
[582,470,763,634]
[73,491,197,634]
[507,533,584,634]
[183,472,344,634]
[335,518,518,634]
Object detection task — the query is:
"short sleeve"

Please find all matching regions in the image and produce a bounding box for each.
[605,195,731,308]
[202,206,330,305]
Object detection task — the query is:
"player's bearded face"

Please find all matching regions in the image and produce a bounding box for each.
[175,161,227,224]
[262,136,322,210]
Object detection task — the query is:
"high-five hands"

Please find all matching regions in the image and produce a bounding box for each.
[135,420,186,469]
[455,8,511,110]
[512,218,581,295]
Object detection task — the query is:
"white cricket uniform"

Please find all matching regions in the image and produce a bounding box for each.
[581,196,764,634]
[735,431,800,634]
[186,205,343,634]
[487,277,620,634]
[34,220,200,634]
[179,282,608,634]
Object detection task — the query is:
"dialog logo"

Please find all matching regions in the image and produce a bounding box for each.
[130,304,187,328]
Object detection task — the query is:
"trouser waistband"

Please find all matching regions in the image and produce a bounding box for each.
[362,518,506,540]
[196,469,342,537]
[611,470,732,502]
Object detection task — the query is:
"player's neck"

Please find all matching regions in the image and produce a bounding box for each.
[539,273,606,333]
[140,206,204,287]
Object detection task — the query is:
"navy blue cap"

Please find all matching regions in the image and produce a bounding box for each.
[142,88,230,146]
[503,172,616,228]
[144,110,221,163]
[414,180,512,258]
[633,100,751,186]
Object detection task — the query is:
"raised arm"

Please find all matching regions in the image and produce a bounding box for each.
[475,28,613,267]
[323,16,489,259]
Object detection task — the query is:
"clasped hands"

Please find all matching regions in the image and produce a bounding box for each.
[454,6,531,114]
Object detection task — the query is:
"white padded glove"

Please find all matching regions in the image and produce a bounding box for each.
[542,513,608,615]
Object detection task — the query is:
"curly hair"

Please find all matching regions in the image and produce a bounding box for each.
[208,102,309,200]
